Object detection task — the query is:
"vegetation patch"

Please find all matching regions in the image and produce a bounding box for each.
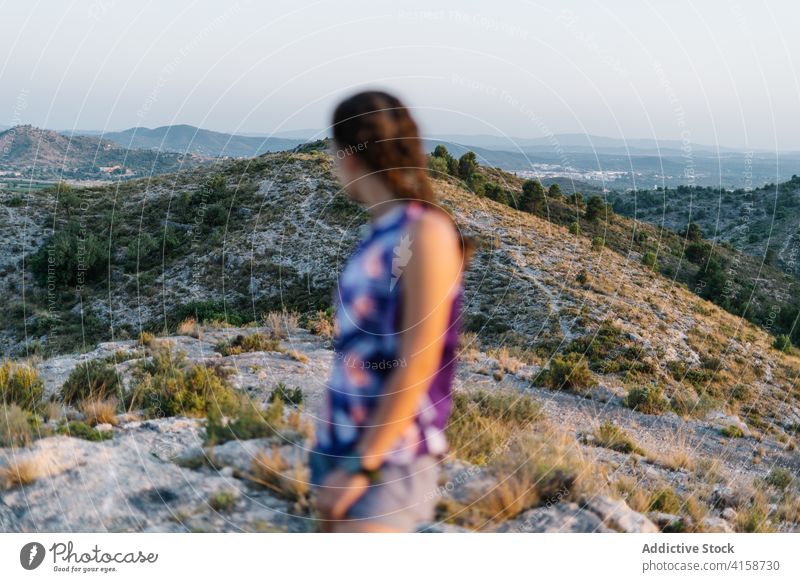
[61,360,122,405]
[540,353,594,393]
[623,385,669,415]
[446,389,542,465]
[0,362,44,412]
[217,333,282,356]
[592,420,645,455]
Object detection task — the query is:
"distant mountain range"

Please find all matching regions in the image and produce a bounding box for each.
[0,125,204,179]
[5,122,800,188]
[80,125,307,158]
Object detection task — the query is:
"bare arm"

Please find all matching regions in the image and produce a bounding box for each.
[356,211,461,470]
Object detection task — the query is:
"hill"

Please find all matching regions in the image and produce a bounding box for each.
[608,177,800,280]
[0,148,798,532]
[97,124,305,158]
[0,125,206,179]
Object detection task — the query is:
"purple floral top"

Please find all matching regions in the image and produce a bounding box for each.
[314,201,462,465]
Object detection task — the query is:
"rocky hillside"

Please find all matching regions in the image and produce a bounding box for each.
[609,176,800,279]
[0,125,206,179]
[1,149,799,532]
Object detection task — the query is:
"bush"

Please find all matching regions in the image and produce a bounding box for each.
[80,398,119,426]
[268,383,304,407]
[129,349,239,419]
[568,221,581,236]
[29,224,108,287]
[205,397,288,446]
[623,385,669,415]
[585,195,609,221]
[648,487,683,514]
[591,236,605,251]
[576,269,589,285]
[593,420,644,455]
[764,467,794,491]
[0,404,33,447]
[61,360,122,405]
[721,424,745,438]
[642,251,659,271]
[541,353,594,393]
[217,333,281,356]
[0,362,44,412]
[57,421,112,442]
[773,334,792,353]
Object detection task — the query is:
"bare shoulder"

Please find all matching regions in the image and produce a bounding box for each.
[410,209,459,249]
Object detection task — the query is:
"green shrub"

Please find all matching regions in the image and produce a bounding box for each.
[0,404,33,447]
[591,236,605,251]
[217,333,281,356]
[593,420,645,455]
[721,424,745,438]
[209,490,237,512]
[130,349,239,419]
[764,467,794,491]
[568,221,581,236]
[623,385,669,415]
[57,421,112,442]
[541,353,594,393]
[60,360,122,405]
[29,224,108,287]
[773,334,792,353]
[268,383,304,407]
[205,397,287,446]
[648,487,683,514]
[0,361,44,412]
[642,251,659,271]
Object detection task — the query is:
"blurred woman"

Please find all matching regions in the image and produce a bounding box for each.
[310,90,467,532]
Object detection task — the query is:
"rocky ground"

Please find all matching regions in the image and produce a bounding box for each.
[3,324,795,533]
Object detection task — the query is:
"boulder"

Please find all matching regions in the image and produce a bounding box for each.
[581,495,659,533]
[495,502,613,533]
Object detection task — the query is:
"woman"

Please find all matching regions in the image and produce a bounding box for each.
[311,91,467,532]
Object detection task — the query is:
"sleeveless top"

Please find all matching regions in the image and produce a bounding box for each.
[313,201,463,465]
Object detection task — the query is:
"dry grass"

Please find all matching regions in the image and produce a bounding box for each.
[177,317,202,339]
[649,429,695,471]
[80,398,119,426]
[287,350,309,364]
[0,404,33,447]
[263,311,299,339]
[458,332,482,363]
[491,346,523,375]
[440,429,594,529]
[246,446,310,510]
[43,401,63,422]
[0,456,42,489]
[592,420,646,455]
[612,476,651,513]
[307,310,334,339]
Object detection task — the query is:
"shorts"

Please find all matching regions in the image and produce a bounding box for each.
[309,451,440,532]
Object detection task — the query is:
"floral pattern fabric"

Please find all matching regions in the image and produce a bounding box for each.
[314,202,462,465]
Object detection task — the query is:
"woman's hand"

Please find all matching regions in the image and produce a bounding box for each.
[315,469,369,522]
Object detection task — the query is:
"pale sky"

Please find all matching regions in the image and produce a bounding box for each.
[1,0,799,150]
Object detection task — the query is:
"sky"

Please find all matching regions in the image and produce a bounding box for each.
[1,0,799,150]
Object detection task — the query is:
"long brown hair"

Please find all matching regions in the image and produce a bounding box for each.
[332,90,474,263]
[332,90,435,202]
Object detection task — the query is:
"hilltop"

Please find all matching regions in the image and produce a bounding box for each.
[95,125,305,158]
[0,148,798,532]
[0,125,206,180]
